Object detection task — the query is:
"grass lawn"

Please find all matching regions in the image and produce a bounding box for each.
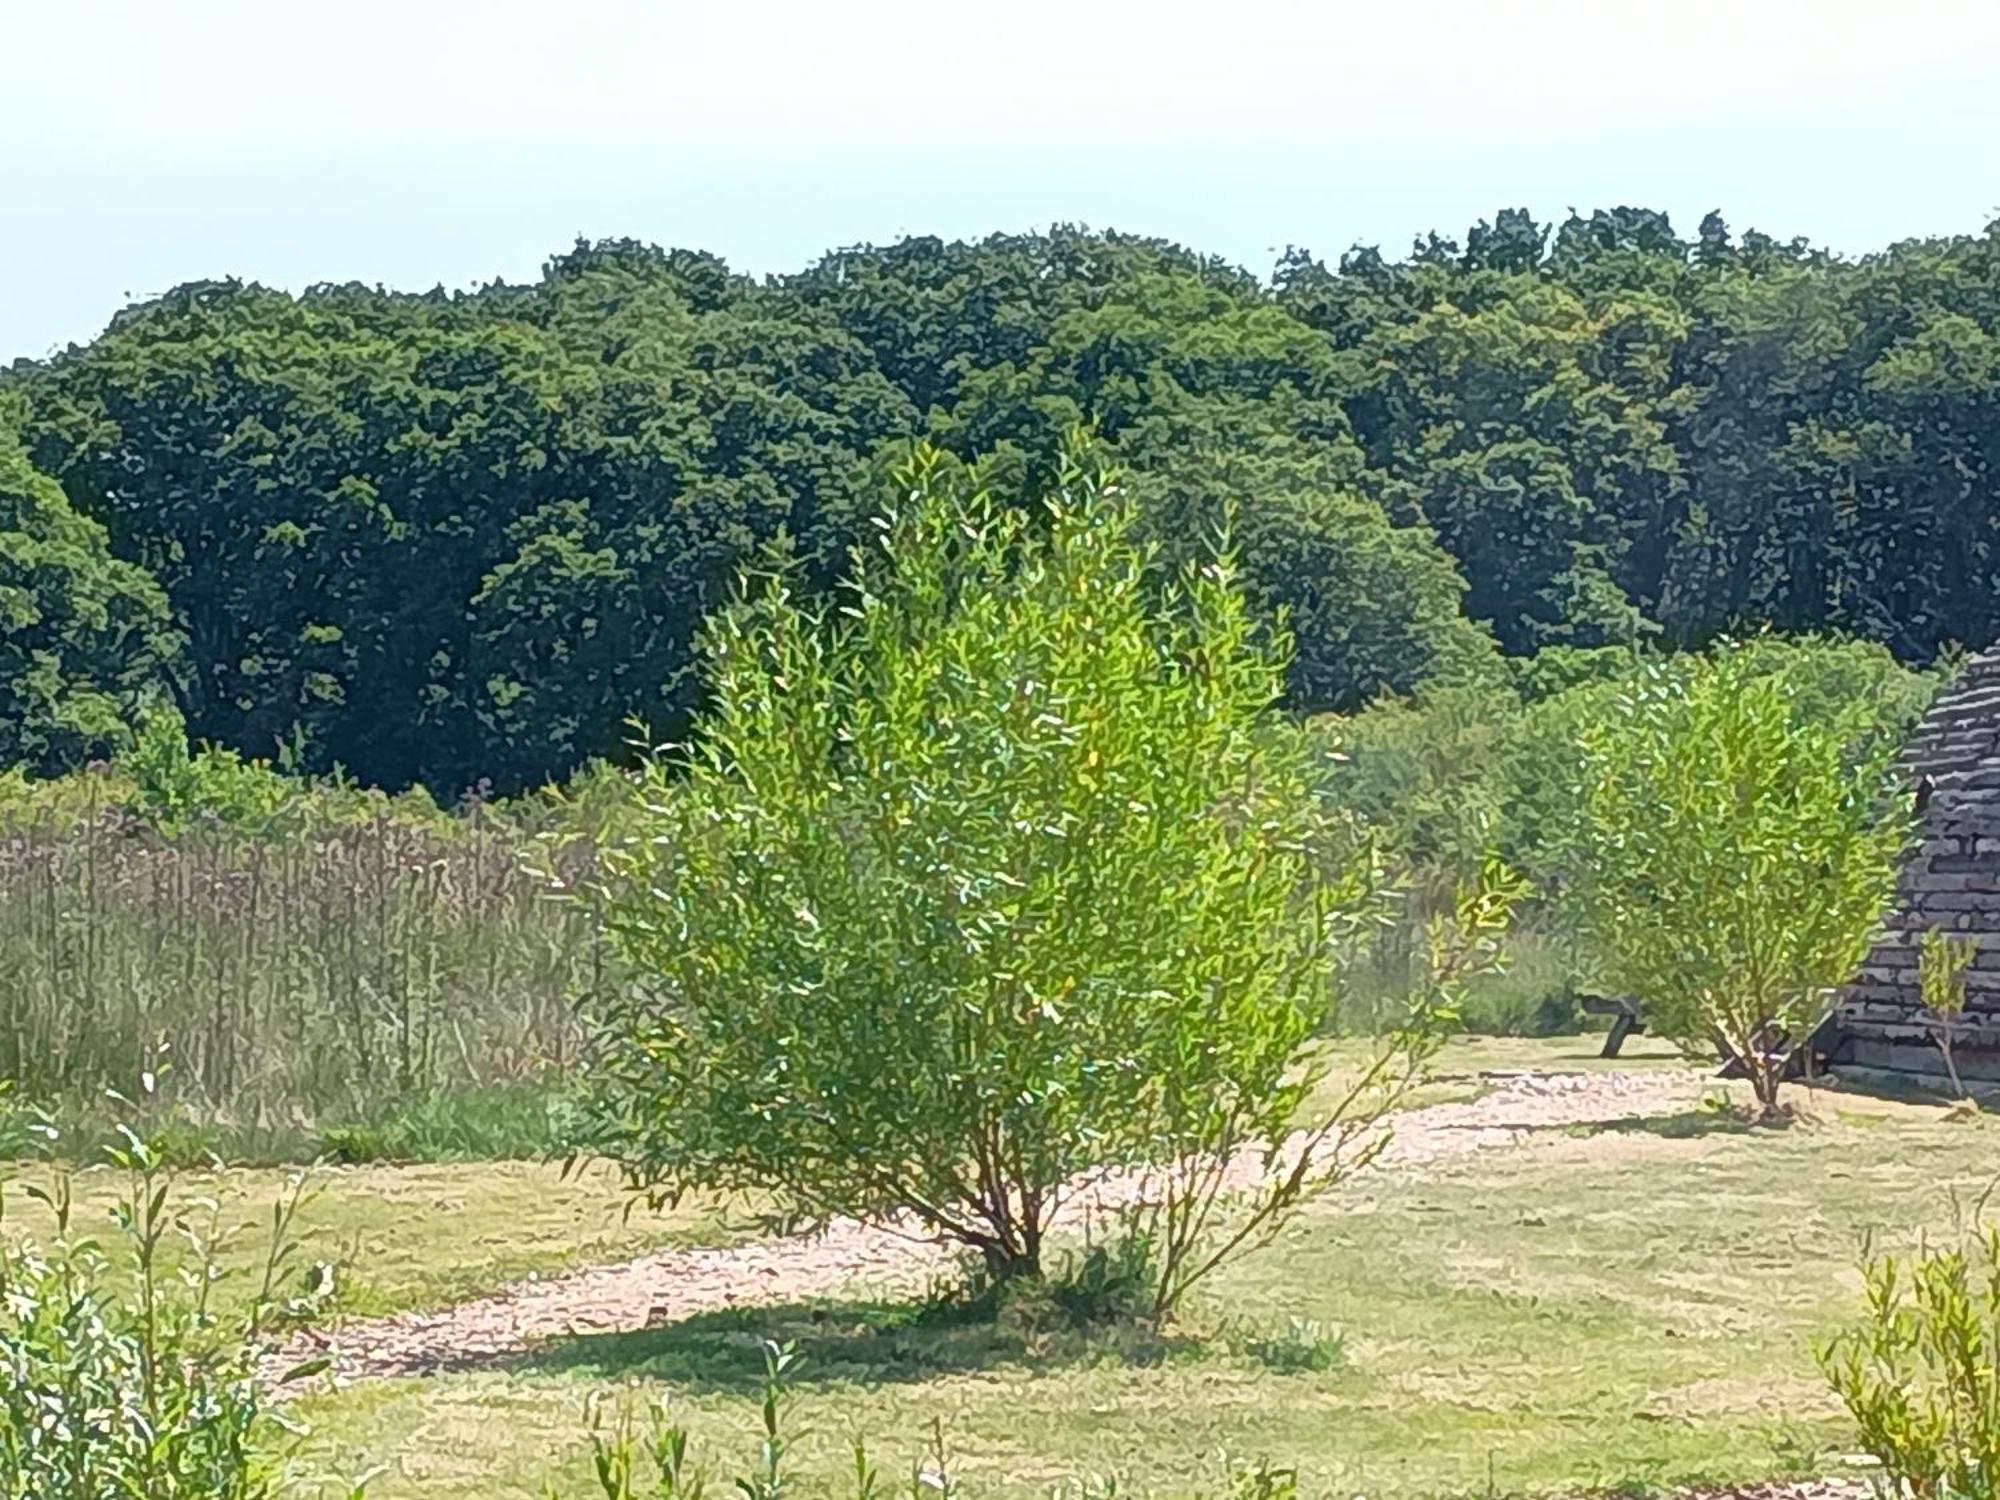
[1422,1031,1688,1074]
[1296,1030,1689,1122]
[0,1158,745,1321]
[286,1055,1983,1499]
[0,1034,1651,1328]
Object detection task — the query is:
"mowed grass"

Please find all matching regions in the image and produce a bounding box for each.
[1297,1030,1689,1122]
[289,1057,1983,1500]
[0,1034,1654,1327]
[1419,1030,1688,1075]
[0,1158,746,1321]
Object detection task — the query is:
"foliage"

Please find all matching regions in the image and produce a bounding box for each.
[1110,401,1503,715]
[312,1082,578,1165]
[0,1118,329,1498]
[584,441,1430,1300]
[1312,633,1938,1038]
[0,759,603,1128]
[1920,927,1980,1099]
[120,703,319,833]
[1571,641,1913,1114]
[1819,1227,2000,1500]
[1312,679,1516,887]
[0,423,179,775]
[7,213,1997,794]
[11,255,911,793]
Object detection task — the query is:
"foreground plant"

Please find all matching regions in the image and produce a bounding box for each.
[1573,643,1911,1118]
[1921,926,1979,1100]
[1819,1227,2000,1499]
[584,440,1464,1310]
[0,1108,332,1498]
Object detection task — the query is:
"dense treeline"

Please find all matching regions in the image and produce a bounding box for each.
[4,207,1997,794]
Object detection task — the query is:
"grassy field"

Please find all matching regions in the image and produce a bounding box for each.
[19,1032,1937,1500]
[0,1158,745,1322]
[0,1034,1655,1327]
[240,1041,1981,1500]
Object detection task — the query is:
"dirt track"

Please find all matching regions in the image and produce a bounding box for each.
[265,1065,1710,1386]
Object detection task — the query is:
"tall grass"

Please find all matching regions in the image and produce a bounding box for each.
[1332,914,1588,1039]
[0,769,606,1143]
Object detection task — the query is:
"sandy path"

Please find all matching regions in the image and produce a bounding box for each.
[266,1066,1708,1386]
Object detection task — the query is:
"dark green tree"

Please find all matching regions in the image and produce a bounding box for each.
[0,426,179,773]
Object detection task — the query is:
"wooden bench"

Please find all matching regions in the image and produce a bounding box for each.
[1714,1012,1851,1081]
[1579,998,1853,1076]
[1578,994,1645,1058]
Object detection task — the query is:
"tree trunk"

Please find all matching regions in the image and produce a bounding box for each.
[1937,1023,1967,1100]
[979,1238,1042,1284]
[1749,1050,1785,1120]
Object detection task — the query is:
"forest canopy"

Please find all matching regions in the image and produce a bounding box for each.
[4,208,1997,794]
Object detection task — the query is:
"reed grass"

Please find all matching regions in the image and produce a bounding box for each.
[0,769,606,1145]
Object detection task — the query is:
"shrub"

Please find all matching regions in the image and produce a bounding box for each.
[316,1082,577,1164]
[1920,926,1979,1100]
[1311,679,1516,892]
[1572,642,1912,1117]
[1819,1227,2000,1498]
[585,440,1469,1313]
[0,1121,328,1499]
[944,1222,1165,1340]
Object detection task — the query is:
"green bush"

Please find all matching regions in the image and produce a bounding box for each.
[0,1121,330,1499]
[1453,929,1584,1038]
[949,1223,1166,1338]
[585,440,1458,1313]
[1919,926,1980,1100]
[1819,1227,2000,1499]
[1572,641,1913,1116]
[1329,918,1578,1040]
[316,1082,578,1165]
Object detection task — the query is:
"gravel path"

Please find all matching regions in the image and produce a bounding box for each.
[265,1065,1709,1387]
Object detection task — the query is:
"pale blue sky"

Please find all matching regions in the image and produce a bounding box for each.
[7,0,1998,362]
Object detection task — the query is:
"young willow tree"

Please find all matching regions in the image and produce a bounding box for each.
[585,443,1463,1299]
[1575,645,1912,1117]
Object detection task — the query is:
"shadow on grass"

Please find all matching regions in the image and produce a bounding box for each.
[505,1292,1198,1392]
[1569,1110,1760,1141]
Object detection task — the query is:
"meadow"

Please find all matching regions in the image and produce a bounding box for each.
[11,1036,1977,1499]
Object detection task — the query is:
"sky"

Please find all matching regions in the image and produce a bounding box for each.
[6,0,1999,361]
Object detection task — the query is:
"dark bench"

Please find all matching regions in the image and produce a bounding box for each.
[1579,996,1853,1076]
[1714,1012,1851,1081]
[1578,994,1645,1058]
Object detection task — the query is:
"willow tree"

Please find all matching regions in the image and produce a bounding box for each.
[1574,644,1911,1117]
[584,442,1467,1304]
